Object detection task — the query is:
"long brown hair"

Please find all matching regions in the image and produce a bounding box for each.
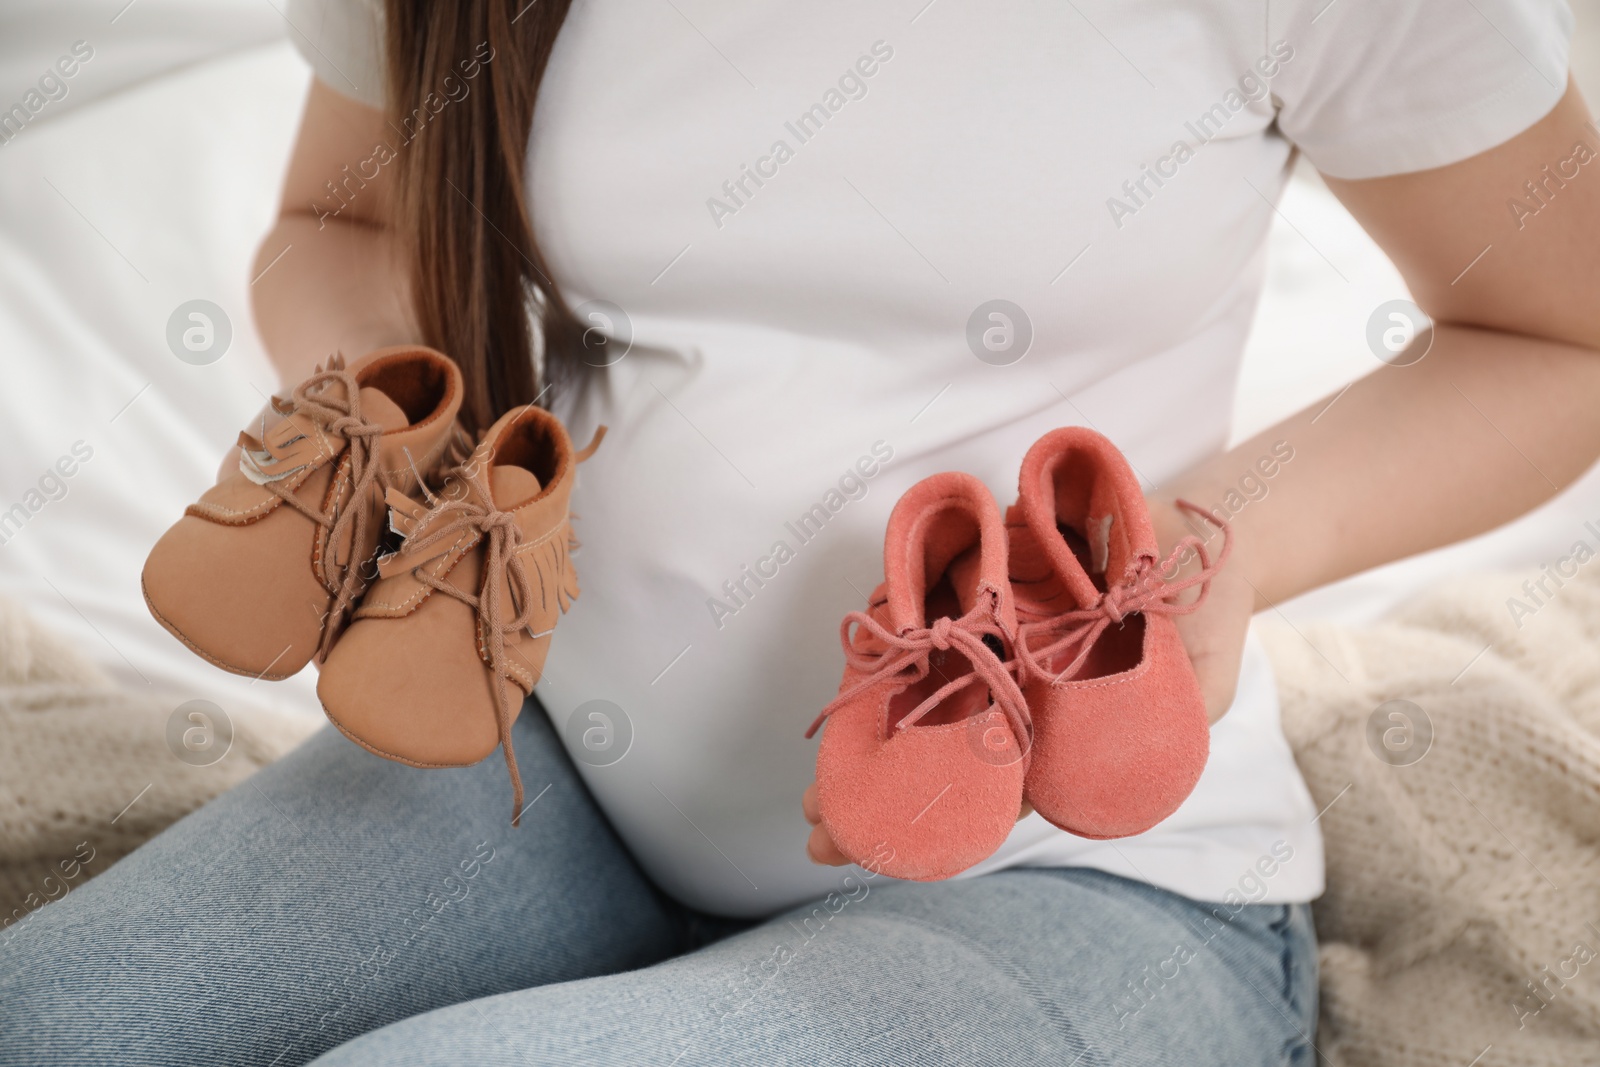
[384,0,599,434]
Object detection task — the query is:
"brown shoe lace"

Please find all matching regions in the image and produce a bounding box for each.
[376,464,569,827]
[236,355,388,660]
[375,424,603,826]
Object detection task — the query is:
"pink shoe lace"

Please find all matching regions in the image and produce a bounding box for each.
[805,585,1030,747]
[235,355,388,661]
[1015,500,1232,686]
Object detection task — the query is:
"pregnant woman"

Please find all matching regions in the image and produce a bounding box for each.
[5,1,1599,1064]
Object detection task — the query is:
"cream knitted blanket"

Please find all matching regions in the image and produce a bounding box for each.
[1264,563,1600,1066]
[3,568,1599,1064]
[0,595,318,923]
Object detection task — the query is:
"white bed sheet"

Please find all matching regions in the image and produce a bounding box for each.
[0,0,282,128]
[0,42,316,720]
[2,36,1598,727]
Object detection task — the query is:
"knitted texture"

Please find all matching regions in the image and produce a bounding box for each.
[1262,563,1600,1067]
[0,596,319,924]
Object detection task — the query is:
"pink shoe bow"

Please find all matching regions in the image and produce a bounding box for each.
[806,584,1030,747]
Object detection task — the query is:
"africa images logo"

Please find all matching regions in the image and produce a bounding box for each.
[704,40,895,229]
[0,40,95,147]
[0,441,94,548]
[707,441,894,629]
[1105,39,1294,229]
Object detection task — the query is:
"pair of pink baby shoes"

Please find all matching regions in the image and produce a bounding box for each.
[807,427,1231,881]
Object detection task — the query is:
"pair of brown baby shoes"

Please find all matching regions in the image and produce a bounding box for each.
[142,346,601,823]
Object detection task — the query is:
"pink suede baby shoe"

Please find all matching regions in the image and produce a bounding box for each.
[1007,427,1230,840]
[807,472,1030,882]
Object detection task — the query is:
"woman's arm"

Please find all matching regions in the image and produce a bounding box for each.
[1155,78,1600,720]
[250,80,421,387]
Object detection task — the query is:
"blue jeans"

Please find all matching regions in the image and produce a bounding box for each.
[0,705,1316,1066]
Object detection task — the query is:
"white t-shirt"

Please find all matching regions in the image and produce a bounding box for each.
[287,0,1571,917]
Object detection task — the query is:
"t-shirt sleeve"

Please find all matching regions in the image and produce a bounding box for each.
[1269,0,1573,179]
[284,0,387,110]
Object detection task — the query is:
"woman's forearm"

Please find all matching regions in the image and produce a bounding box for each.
[1159,324,1600,610]
[249,211,420,388]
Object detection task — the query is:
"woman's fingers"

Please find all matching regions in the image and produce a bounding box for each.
[800,783,825,825]
[803,783,850,865]
[806,823,850,866]
[1146,496,1256,726]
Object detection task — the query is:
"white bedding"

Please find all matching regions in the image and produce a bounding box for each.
[0,0,281,125]
[0,37,316,719]
[2,23,1598,725]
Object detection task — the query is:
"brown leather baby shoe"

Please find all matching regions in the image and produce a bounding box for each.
[317,404,604,824]
[142,347,464,680]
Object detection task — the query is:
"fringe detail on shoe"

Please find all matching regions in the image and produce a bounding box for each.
[518,516,582,625]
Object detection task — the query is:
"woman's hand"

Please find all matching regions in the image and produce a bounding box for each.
[1146,498,1259,725]
[802,782,849,865]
